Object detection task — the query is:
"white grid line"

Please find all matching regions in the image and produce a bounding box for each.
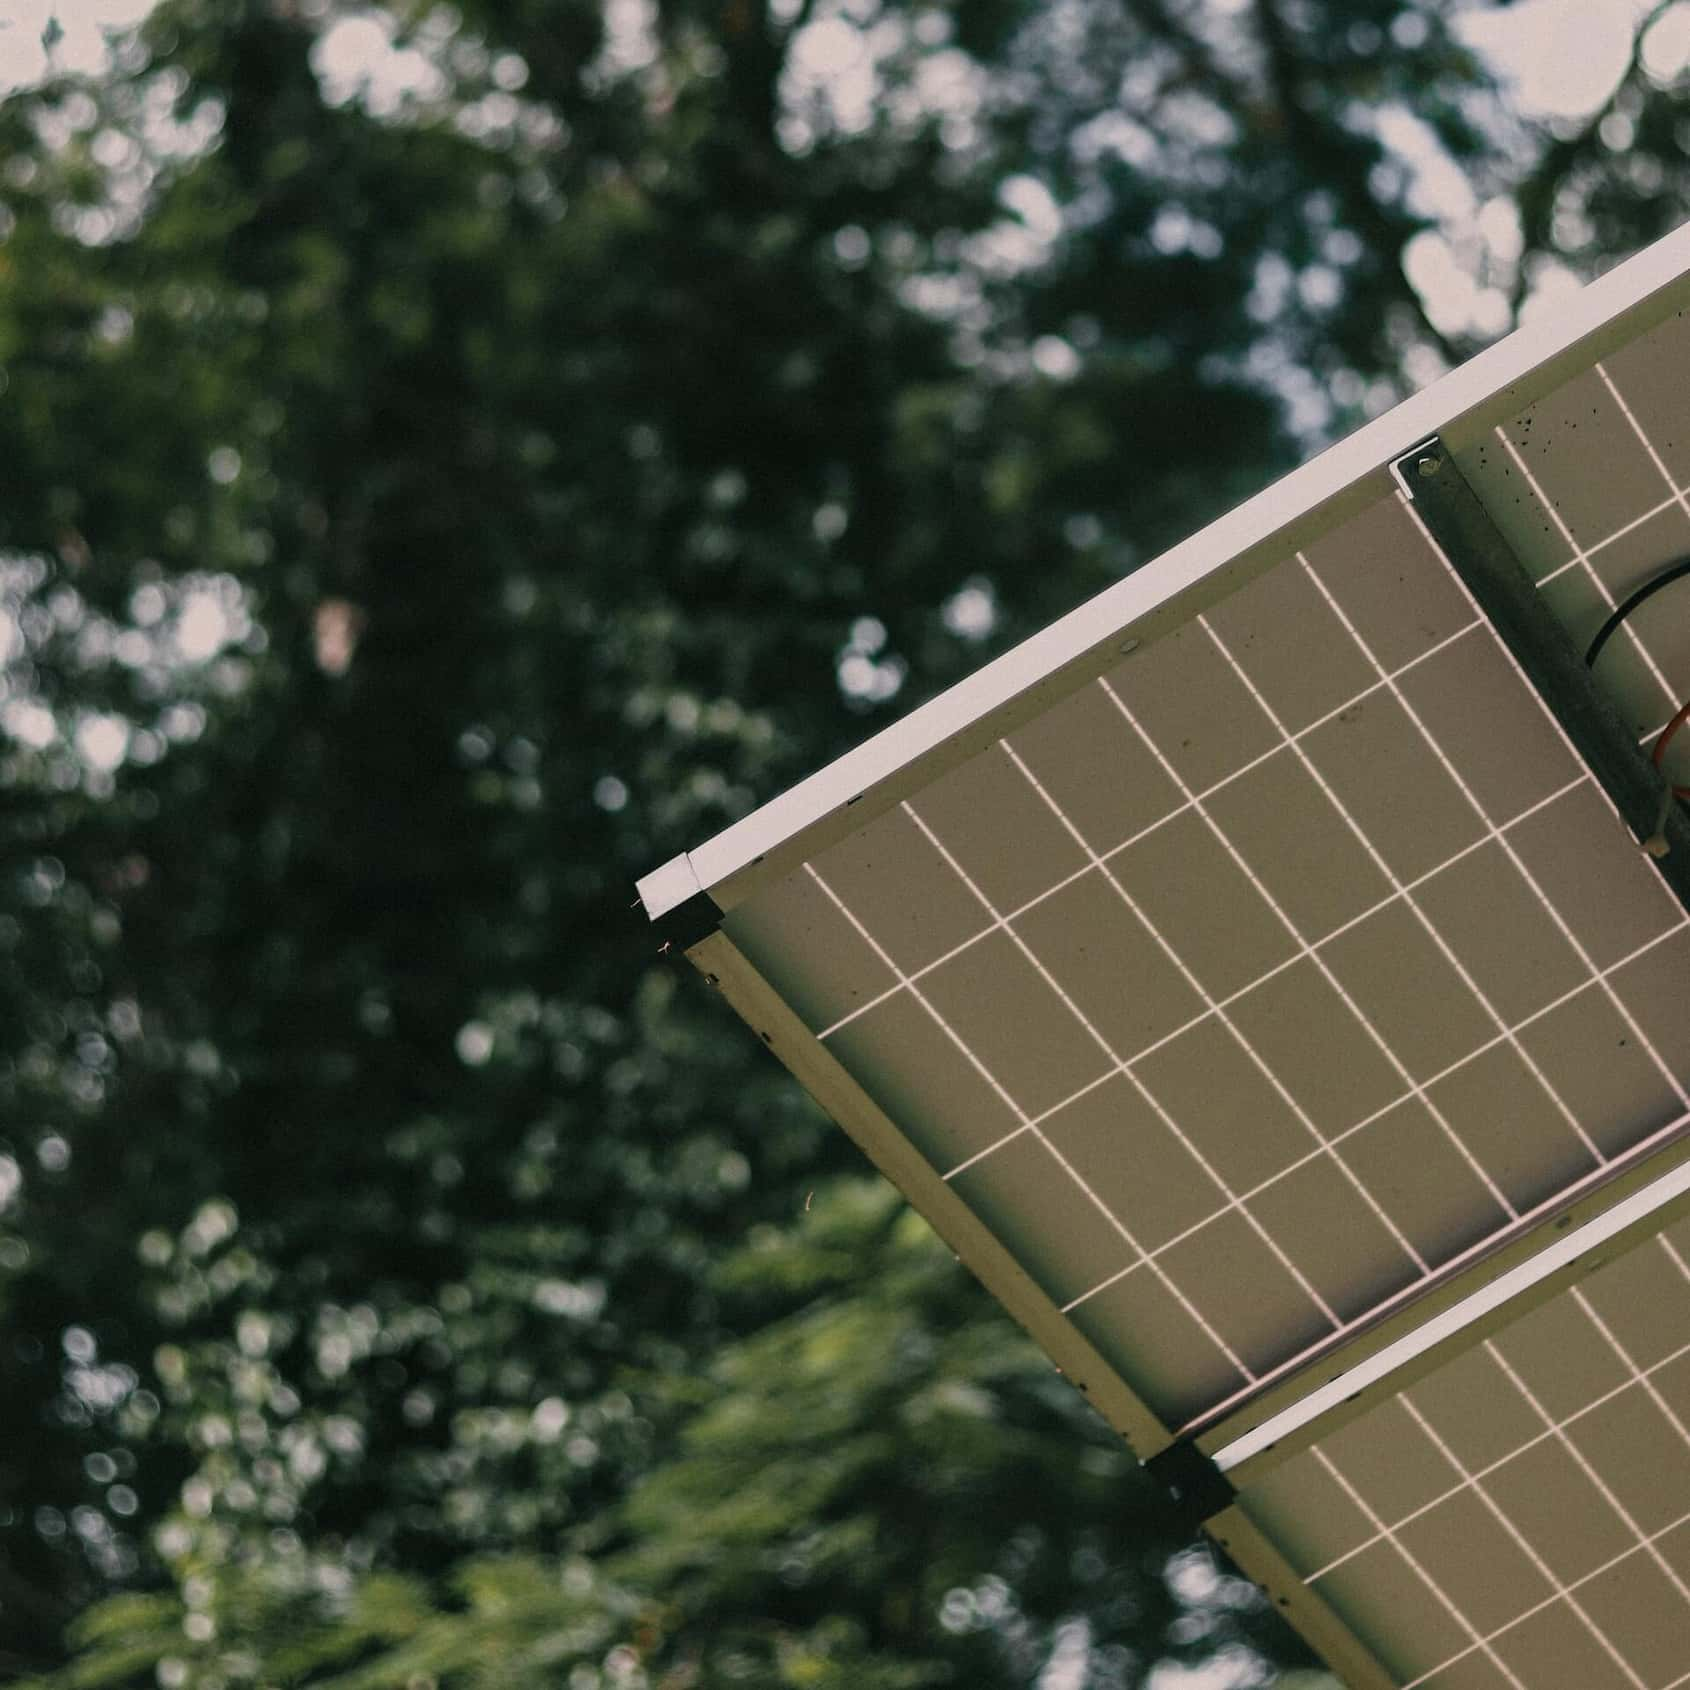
[1190,1104,1690,1444]
[1123,630,1519,1222]
[814,619,1487,1044]
[1572,1281,1690,1520]
[1314,1240,1690,1690]
[1596,358,1690,792]
[1022,699,1434,1277]
[1493,419,1682,711]
[1661,1233,1690,1295]
[1588,364,1690,821]
[1400,1494,1690,1689]
[1291,561,1606,1163]
[1438,419,1690,951]
[1402,1384,1651,1689]
[801,860,1256,1380]
[1400,490,1690,949]
[1597,359,1690,554]
[1306,1242,1690,1583]
[944,772,1599,1187]
[1395,494,1690,1112]
[1057,926,1690,1315]
[1487,1336,1690,1619]
[1535,486,1681,587]
[901,797,1345,1330]
[1584,1252,1690,1421]
[1311,1445,1530,1690]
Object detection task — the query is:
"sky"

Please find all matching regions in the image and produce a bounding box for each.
[1459,0,1669,118]
[0,0,155,88]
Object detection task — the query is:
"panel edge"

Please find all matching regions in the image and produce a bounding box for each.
[649,221,1690,915]
[686,927,1177,1461]
[1199,1123,1690,1486]
[1209,1503,1399,1690]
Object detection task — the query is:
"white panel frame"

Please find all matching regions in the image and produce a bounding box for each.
[1212,1150,1690,1480]
[639,220,1690,921]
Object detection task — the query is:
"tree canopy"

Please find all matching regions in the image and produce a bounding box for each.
[1,1,1687,1685]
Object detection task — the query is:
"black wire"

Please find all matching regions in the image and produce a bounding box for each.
[1584,557,1690,668]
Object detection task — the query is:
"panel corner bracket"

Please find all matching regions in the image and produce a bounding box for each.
[1387,434,1444,500]
[649,888,722,957]
[1144,1438,1236,1531]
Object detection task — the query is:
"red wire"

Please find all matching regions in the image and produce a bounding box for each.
[1652,697,1690,800]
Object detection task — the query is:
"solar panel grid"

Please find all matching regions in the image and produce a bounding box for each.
[722,486,1690,1427]
[1234,1218,1690,1689]
[1463,313,1690,758]
[649,236,1690,1690]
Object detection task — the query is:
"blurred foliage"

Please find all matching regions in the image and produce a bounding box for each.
[0,0,1686,1684]
[33,1185,1279,1686]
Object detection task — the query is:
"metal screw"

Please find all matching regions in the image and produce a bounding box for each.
[1417,453,1442,478]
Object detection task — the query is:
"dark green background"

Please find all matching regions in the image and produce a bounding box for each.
[0,2,1683,1683]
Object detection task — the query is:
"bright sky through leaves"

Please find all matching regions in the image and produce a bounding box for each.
[0,1,1664,124]
[0,0,1674,355]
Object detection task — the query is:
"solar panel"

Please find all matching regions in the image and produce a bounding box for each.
[718,503,1689,1434]
[1224,1213,1690,1689]
[639,222,1690,1684]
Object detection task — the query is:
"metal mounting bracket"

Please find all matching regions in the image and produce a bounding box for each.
[1395,435,1690,916]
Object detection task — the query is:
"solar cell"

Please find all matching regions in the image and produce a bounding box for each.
[1224,1214,1690,1689]
[640,221,1690,1684]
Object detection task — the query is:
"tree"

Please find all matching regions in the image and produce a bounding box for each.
[1,0,1686,1683]
[24,1183,1315,1687]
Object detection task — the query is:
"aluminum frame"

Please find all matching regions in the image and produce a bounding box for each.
[1208,1503,1399,1690]
[684,922,1181,1460]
